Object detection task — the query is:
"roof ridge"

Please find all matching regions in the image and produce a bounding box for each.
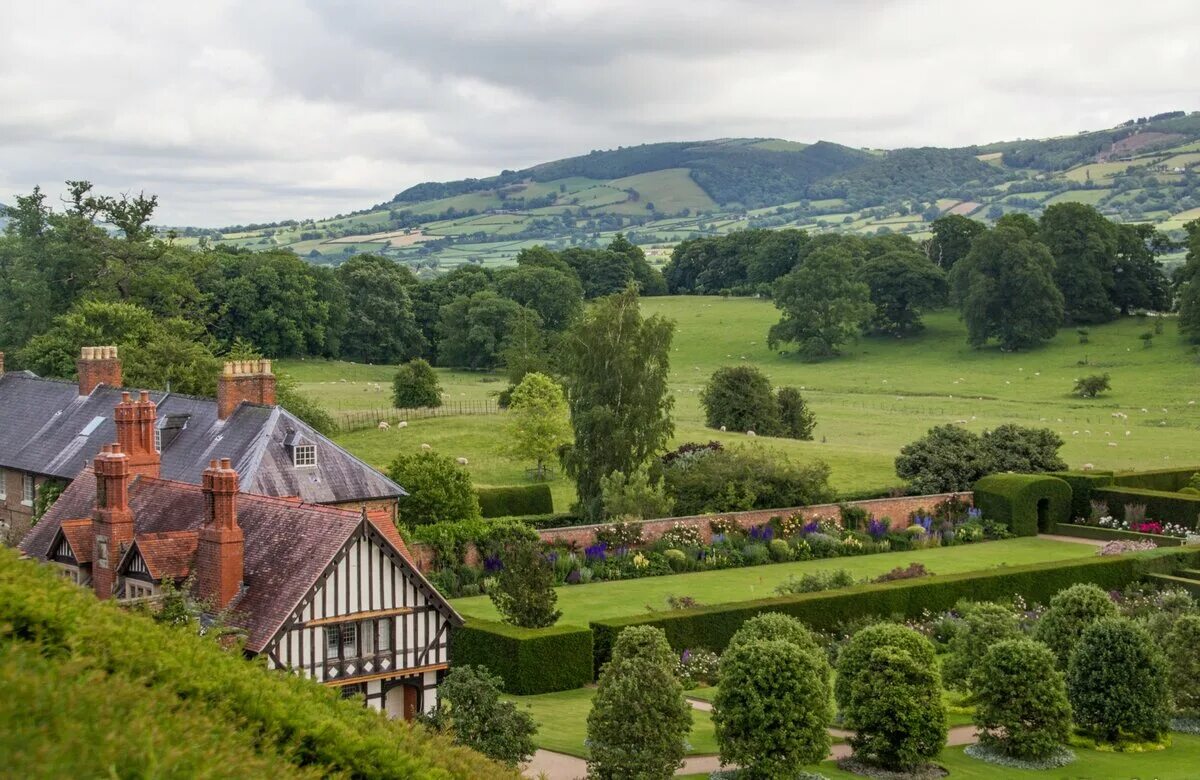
[133,472,360,518]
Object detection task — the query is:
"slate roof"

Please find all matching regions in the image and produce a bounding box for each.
[0,372,405,504]
[24,469,458,653]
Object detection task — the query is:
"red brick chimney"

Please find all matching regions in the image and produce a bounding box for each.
[217,360,276,420]
[92,443,135,600]
[196,458,244,609]
[77,346,122,396]
[114,390,160,479]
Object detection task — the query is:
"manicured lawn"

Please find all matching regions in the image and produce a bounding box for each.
[451,538,1096,624]
[678,734,1200,778]
[503,686,716,759]
[293,300,1200,503]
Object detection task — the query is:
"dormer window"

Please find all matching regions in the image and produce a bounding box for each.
[293,444,316,468]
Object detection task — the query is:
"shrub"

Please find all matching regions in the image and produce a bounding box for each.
[942,601,1022,692]
[663,548,688,572]
[973,638,1072,760]
[662,445,834,515]
[449,618,593,694]
[700,365,781,435]
[714,639,832,778]
[983,424,1067,473]
[973,473,1072,536]
[599,466,674,520]
[872,562,932,583]
[767,538,793,562]
[476,484,554,518]
[488,537,561,628]
[594,521,644,548]
[895,424,992,493]
[1034,583,1119,668]
[391,358,442,408]
[726,612,823,661]
[1073,373,1111,398]
[775,569,856,595]
[1165,614,1200,717]
[389,452,481,525]
[675,648,720,688]
[775,386,816,440]
[587,626,692,780]
[840,630,946,770]
[420,665,536,767]
[1067,618,1170,742]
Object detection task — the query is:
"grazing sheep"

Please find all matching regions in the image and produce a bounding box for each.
[1082,463,1095,471]
[397,421,408,429]
[955,419,968,424]
[377,421,390,430]
[1126,431,1131,436]
[420,443,432,451]
[719,425,727,432]
[1072,431,1080,435]
[746,430,756,437]
[1108,442,1118,447]
[456,457,469,465]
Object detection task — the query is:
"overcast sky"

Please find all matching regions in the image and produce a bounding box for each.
[1,0,1198,226]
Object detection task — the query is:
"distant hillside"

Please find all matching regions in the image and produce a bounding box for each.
[169,110,1200,270]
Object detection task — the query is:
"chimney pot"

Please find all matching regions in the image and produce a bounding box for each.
[114,389,159,479]
[216,359,276,419]
[77,345,122,395]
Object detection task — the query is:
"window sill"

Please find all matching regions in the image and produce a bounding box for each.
[20,501,33,507]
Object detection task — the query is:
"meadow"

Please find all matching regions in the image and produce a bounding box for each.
[283,296,1200,514]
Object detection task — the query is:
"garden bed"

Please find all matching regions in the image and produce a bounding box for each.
[1053,522,1186,547]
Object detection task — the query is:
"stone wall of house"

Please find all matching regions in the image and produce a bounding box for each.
[406,491,973,574]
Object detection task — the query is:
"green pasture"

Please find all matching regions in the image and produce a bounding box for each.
[450,538,1096,625]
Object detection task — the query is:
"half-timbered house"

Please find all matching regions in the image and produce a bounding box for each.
[22,441,461,719]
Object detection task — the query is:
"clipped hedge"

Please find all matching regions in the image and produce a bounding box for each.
[476,484,554,518]
[1092,486,1200,530]
[1049,523,1185,547]
[1113,466,1200,493]
[449,618,593,694]
[973,474,1072,535]
[1047,470,1114,520]
[589,549,1200,670]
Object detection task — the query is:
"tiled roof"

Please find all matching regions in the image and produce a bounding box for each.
[0,372,405,504]
[128,531,198,580]
[25,470,443,653]
[58,519,94,564]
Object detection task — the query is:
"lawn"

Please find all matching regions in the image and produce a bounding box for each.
[450,537,1096,624]
[503,686,717,758]
[677,733,1200,779]
[289,298,1200,506]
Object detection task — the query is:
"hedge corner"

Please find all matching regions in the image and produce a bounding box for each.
[449,618,593,695]
[476,484,555,519]
[973,473,1072,536]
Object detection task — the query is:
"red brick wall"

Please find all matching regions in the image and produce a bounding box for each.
[406,492,972,573]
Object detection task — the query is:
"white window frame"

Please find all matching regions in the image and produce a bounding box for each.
[154,427,162,453]
[293,444,317,468]
[0,468,6,501]
[21,474,35,506]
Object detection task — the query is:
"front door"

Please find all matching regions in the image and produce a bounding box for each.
[385,682,421,721]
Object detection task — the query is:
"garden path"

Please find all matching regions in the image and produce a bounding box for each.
[1038,533,1106,547]
[521,725,980,779]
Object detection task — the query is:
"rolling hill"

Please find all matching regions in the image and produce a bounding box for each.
[169,111,1200,271]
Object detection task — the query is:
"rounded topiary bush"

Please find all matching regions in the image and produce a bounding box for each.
[973,637,1072,760]
[713,638,832,779]
[663,548,688,572]
[841,640,947,770]
[1034,583,1118,668]
[767,538,793,562]
[1165,613,1200,719]
[834,622,936,710]
[587,626,692,780]
[942,600,1021,693]
[1066,618,1170,743]
[727,612,823,661]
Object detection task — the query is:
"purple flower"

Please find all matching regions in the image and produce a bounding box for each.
[566,569,582,584]
[968,507,982,520]
[749,524,774,541]
[916,515,933,533]
[802,520,821,536]
[483,554,503,572]
[712,533,727,545]
[585,542,608,562]
[544,551,559,565]
[681,649,693,664]
[867,518,888,540]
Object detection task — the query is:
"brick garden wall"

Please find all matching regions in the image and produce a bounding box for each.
[405,491,973,573]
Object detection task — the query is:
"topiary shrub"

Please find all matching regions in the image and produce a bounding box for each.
[841,635,947,770]
[1067,618,1170,743]
[726,612,823,661]
[834,623,935,711]
[973,637,1072,761]
[942,601,1021,692]
[1165,613,1200,718]
[392,358,442,408]
[587,626,692,780]
[476,484,554,518]
[973,473,1072,536]
[1034,583,1119,668]
[449,618,592,695]
[713,639,832,778]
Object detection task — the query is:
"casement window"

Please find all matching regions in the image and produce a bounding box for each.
[21,474,34,506]
[326,619,392,661]
[325,622,359,661]
[125,581,155,599]
[293,444,316,468]
[0,468,6,500]
[154,427,162,453]
[340,683,365,701]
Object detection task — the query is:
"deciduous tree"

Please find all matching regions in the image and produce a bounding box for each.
[504,372,570,479]
[768,246,873,360]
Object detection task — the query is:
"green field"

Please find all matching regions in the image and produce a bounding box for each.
[450,538,1095,625]
[289,296,1200,513]
[503,686,717,758]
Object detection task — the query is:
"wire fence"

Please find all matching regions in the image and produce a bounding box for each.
[331,400,501,434]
